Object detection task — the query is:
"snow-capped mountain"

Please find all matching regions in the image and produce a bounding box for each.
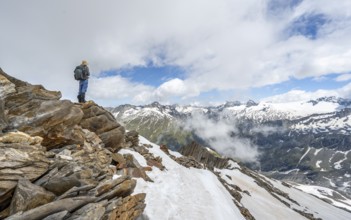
[107,97,351,198]
[120,135,351,220]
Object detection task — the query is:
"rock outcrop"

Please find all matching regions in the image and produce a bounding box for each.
[0,69,144,219]
[79,102,125,151]
[179,142,229,169]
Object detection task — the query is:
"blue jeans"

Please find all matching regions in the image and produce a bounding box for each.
[79,79,88,95]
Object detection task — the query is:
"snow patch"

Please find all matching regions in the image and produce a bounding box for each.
[316,160,322,168]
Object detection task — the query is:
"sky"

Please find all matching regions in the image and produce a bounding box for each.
[1,0,351,106]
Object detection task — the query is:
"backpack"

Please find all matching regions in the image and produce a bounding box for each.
[74,66,83,80]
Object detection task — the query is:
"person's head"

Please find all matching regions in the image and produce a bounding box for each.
[81,60,88,66]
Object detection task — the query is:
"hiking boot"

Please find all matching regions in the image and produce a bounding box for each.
[77,94,82,103]
[81,93,86,103]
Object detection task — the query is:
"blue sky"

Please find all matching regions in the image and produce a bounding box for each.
[101,65,186,87]
[1,0,351,106]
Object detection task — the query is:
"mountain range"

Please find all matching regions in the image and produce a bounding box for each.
[108,97,351,198]
[1,68,351,219]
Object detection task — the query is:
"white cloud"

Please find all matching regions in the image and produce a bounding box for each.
[1,0,351,105]
[335,74,351,82]
[184,113,259,163]
[89,75,153,105]
[262,82,351,103]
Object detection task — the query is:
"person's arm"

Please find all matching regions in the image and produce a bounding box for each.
[86,66,90,77]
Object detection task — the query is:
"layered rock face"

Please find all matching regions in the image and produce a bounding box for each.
[0,69,145,219]
[179,142,229,169]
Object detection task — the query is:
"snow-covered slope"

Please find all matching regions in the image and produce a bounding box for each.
[118,136,351,220]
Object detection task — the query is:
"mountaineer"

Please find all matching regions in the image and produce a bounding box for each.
[74,60,90,103]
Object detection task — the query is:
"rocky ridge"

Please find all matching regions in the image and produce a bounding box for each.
[0,69,146,219]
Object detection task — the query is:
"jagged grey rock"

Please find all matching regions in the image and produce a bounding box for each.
[0,137,50,209]
[67,202,106,220]
[96,179,137,202]
[10,179,55,215]
[42,211,68,220]
[43,176,81,196]
[6,197,96,220]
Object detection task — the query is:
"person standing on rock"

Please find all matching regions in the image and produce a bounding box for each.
[75,60,90,103]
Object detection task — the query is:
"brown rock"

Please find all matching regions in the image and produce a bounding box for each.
[79,102,125,151]
[147,159,166,171]
[124,154,143,169]
[0,131,43,145]
[94,176,129,197]
[108,193,146,220]
[143,166,152,172]
[239,206,255,220]
[67,202,106,220]
[112,153,127,169]
[124,168,153,182]
[6,196,96,220]
[0,140,49,209]
[6,99,84,149]
[0,70,89,149]
[43,176,81,196]
[160,144,170,155]
[10,179,55,215]
[125,130,139,148]
[96,179,137,202]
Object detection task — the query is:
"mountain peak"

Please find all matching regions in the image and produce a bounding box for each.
[223,101,241,108]
[308,96,351,106]
[246,99,258,107]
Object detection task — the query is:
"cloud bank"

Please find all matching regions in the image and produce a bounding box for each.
[1,0,351,105]
[262,82,351,103]
[184,113,259,163]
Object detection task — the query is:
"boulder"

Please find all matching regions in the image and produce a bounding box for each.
[7,100,84,149]
[10,179,55,215]
[112,153,127,169]
[43,176,81,196]
[125,130,139,148]
[79,102,125,151]
[93,176,129,197]
[67,202,106,220]
[0,132,50,209]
